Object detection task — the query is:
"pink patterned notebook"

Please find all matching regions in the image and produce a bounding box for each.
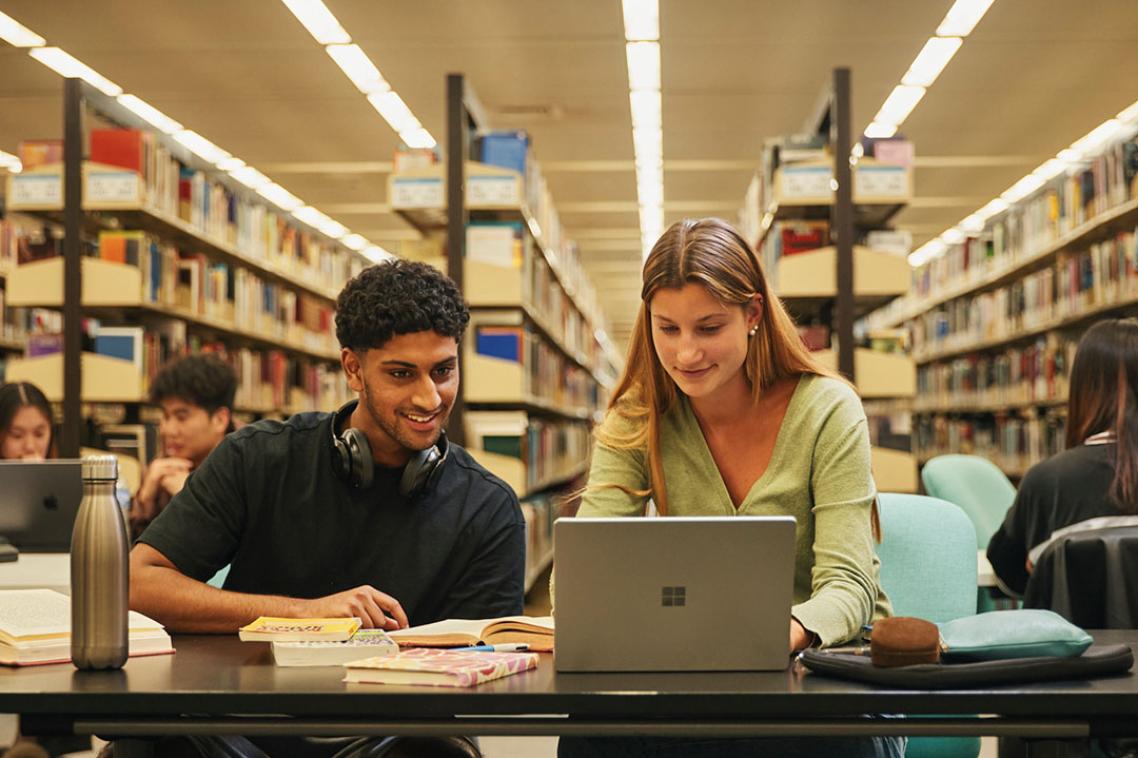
[343,648,539,688]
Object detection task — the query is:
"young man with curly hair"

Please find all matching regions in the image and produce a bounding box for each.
[130,261,525,632]
[132,353,237,533]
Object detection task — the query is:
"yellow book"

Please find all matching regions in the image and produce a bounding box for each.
[238,616,361,642]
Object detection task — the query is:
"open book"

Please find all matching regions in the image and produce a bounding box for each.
[388,616,554,652]
[0,588,173,666]
[344,648,539,688]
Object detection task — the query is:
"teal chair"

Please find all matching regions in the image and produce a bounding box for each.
[920,455,1016,550]
[921,455,1018,612]
[877,493,979,758]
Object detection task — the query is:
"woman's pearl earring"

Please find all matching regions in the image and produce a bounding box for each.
[748,325,758,337]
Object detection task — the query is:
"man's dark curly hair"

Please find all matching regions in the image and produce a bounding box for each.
[335,260,470,351]
[149,354,237,414]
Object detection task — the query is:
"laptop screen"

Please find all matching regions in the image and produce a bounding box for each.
[0,460,84,551]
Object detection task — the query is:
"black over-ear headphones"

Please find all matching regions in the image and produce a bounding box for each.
[330,400,448,498]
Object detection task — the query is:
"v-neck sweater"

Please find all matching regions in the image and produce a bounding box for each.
[577,373,892,646]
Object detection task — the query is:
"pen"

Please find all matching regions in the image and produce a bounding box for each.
[453,643,530,653]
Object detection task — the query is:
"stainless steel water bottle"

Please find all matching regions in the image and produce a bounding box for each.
[71,454,129,669]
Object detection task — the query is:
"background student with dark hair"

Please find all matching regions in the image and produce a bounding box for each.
[988,318,1138,594]
[0,381,55,461]
[132,354,237,532]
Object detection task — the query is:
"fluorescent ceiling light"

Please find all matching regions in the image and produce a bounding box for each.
[116,94,183,134]
[901,37,963,88]
[1119,100,1138,124]
[636,175,664,206]
[864,121,897,139]
[960,214,984,233]
[873,85,925,128]
[0,10,45,47]
[940,228,966,245]
[216,157,245,172]
[29,47,123,96]
[936,0,996,37]
[229,165,272,189]
[361,245,392,264]
[279,0,349,44]
[975,198,1009,221]
[399,127,437,150]
[173,130,232,165]
[622,0,659,41]
[908,238,947,268]
[625,42,661,91]
[632,127,662,158]
[1057,148,1083,164]
[367,91,420,133]
[340,233,368,251]
[1070,118,1124,156]
[1000,174,1044,204]
[851,143,865,159]
[293,206,347,238]
[1033,158,1069,181]
[257,183,304,212]
[326,44,390,94]
[629,90,662,131]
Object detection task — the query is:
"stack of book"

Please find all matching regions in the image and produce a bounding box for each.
[0,589,173,666]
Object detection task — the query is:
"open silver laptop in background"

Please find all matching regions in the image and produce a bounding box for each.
[0,460,83,552]
[554,516,796,672]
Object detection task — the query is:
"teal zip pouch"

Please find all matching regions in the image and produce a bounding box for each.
[938,609,1093,662]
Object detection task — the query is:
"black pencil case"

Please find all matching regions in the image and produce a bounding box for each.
[799,644,1133,689]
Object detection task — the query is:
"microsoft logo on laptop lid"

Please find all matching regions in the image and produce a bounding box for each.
[661,586,686,607]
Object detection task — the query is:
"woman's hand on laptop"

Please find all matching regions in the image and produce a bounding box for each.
[296,585,409,630]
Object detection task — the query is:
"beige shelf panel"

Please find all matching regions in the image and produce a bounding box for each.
[6,257,143,307]
[871,447,918,493]
[815,348,916,398]
[467,448,527,495]
[465,259,524,306]
[5,352,143,403]
[463,350,526,403]
[777,246,910,299]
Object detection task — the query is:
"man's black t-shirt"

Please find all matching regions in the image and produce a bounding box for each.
[987,443,1119,595]
[139,412,526,623]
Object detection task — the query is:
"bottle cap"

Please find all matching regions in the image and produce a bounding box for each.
[81,454,118,481]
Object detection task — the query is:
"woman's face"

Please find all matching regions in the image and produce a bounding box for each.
[1,405,52,460]
[649,282,760,400]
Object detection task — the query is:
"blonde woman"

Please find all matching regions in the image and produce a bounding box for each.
[558,218,900,758]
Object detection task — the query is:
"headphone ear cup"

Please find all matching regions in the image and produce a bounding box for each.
[332,437,352,482]
[342,429,374,489]
[400,446,440,499]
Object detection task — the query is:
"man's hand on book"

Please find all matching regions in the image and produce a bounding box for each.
[298,585,409,630]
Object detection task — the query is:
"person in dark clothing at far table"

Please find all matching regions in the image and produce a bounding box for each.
[988,318,1138,596]
[125,260,525,758]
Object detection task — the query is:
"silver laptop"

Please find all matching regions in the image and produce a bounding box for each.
[0,460,83,551]
[554,516,796,672]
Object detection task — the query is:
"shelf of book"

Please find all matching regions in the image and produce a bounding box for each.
[912,284,1138,365]
[7,164,344,304]
[776,245,910,319]
[470,300,603,386]
[7,256,338,362]
[389,161,608,337]
[913,395,1068,415]
[813,347,916,398]
[867,190,1138,332]
[0,337,23,353]
[754,159,912,249]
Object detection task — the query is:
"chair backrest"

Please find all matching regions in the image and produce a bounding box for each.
[1025,525,1138,629]
[877,493,978,622]
[921,455,1016,549]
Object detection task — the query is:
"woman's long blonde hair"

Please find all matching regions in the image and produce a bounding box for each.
[598,217,845,516]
